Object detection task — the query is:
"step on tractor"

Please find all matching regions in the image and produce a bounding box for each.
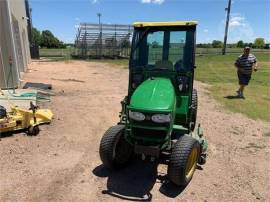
[99,21,208,186]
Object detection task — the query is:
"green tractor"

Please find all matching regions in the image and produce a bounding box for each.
[99,21,208,186]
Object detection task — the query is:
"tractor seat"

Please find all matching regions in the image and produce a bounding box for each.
[155,60,174,71]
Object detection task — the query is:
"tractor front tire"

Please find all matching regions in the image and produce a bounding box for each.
[99,125,133,169]
[168,135,200,186]
[190,89,198,131]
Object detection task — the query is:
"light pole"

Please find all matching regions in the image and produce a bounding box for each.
[97,13,102,58]
[97,13,102,31]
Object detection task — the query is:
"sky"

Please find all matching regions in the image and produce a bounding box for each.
[30,0,270,44]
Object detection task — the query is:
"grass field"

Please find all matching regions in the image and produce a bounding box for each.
[195,52,270,121]
[39,47,74,57]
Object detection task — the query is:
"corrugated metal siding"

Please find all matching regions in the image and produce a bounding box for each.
[9,0,31,70]
[0,0,31,89]
[0,0,19,89]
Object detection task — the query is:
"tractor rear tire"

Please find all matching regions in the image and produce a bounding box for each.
[99,125,133,169]
[168,135,200,186]
[190,89,198,131]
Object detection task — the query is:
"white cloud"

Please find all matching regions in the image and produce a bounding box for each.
[141,0,165,5]
[203,29,209,33]
[216,13,254,43]
[92,0,99,4]
[228,13,254,42]
[229,15,245,28]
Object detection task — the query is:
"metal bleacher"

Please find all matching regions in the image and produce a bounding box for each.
[74,23,133,59]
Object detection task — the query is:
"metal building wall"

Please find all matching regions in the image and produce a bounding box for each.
[9,0,31,71]
[0,0,31,89]
[0,0,19,89]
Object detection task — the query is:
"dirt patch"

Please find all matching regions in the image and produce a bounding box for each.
[259,61,270,68]
[0,60,269,201]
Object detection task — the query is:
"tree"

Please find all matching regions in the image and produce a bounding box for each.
[237,40,244,48]
[228,43,237,48]
[40,30,58,48]
[212,40,223,48]
[32,27,41,46]
[244,42,253,48]
[196,43,212,48]
[152,41,159,48]
[254,38,265,48]
[39,30,66,48]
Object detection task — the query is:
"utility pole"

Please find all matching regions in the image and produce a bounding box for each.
[97,13,102,58]
[222,0,232,55]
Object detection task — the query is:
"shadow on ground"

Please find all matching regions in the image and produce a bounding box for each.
[0,130,27,140]
[92,160,186,201]
[224,95,242,99]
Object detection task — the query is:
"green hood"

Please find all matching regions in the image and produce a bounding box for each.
[130,78,175,112]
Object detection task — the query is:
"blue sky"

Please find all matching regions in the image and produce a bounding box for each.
[30,0,270,43]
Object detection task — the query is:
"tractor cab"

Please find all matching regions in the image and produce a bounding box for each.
[128,21,197,129]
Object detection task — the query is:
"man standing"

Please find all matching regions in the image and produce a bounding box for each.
[234,47,258,99]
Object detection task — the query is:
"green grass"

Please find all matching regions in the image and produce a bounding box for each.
[196,48,270,55]
[39,47,74,57]
[195,53,270,121]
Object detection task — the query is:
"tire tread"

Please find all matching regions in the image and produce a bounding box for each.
[168,135,199,186]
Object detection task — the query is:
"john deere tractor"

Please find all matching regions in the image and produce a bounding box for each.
[99,21,208,186]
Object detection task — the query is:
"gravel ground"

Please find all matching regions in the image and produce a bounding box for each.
[0,60,269,202]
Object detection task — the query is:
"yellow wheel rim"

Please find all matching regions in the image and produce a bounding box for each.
[185,147,198,180]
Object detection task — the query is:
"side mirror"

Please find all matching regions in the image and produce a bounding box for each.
[194,65,197,69]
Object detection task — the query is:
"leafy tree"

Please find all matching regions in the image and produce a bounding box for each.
[196,43,212,48]
[244,42,253,48]
[237,40,244,48]
[254,38,265,48]
[228,43,237,48]
[264,44,270,49]
[39,30,66,48]
[212,40,223,48]
[152,41,159,48]
[32,27,41,46]
[40,30,57,48]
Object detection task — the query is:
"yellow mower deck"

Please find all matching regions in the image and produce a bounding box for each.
[0,106,53,133]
